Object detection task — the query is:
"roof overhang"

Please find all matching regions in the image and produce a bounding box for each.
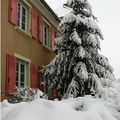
[40,0,60,22]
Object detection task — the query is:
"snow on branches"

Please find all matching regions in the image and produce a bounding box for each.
[67,0,92,12]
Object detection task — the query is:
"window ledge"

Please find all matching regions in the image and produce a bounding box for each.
[15,26,32,39]
[42,45,53,51]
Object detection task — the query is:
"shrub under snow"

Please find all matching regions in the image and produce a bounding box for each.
[10,87,44,103]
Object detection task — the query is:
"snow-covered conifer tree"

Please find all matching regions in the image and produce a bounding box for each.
[43,0,115,99]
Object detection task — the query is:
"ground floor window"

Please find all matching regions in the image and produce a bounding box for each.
[16,59,27,88]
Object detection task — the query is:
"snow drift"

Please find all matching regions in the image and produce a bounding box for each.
[1,88,120,120]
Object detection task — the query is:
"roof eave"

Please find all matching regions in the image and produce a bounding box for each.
[40,0,60,22]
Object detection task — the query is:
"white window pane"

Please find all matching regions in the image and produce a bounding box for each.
[21,6,26,30]
[17,3,21,27]
[22,23,25,30]
[16,82,18,87]
[21,64,25,73]
[16,59,27,88]
[20,82,24,87]
[22,16,25,23]
[21,73,24,82]
[22,7,26,15]
[16,62,19,71]
[44,23,50,46]
[16,72,18,81]
[16,72,19,86]
[17,1,29,32]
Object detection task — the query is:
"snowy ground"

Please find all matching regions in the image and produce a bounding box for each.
[1,80,120,120]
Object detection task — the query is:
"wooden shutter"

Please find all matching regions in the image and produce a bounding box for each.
[30,64,38,88]
[8,0,18,25]
[38,16,44,44]
[6,54,16,93]
[31,9,38,39]
[51,27,55,49]
[38,66,44,92]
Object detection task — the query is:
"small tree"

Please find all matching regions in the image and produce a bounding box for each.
[43,0,115,99]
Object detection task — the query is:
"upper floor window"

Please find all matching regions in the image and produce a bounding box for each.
[43,22,50,47]
[17,0,30,33]
[8,0,57,43]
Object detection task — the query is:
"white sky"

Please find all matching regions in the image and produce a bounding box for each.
[45,0,120,79]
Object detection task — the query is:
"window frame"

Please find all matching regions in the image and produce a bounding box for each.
[14,53,31,88]
[43,21,51,48]
[16,59,27,88]
[17,0,31,34]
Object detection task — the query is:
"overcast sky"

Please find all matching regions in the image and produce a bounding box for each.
[45,0,120,79]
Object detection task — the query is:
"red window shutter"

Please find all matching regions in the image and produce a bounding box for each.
[38,66,44,92]
[30,64,38,88]
[51,27,55,49]
[8,0,18,25]
[31,8,38,39]
[6,54,16,93]
[38,16,44,44]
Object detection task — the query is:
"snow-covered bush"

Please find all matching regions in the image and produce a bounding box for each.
[11,87,44,103]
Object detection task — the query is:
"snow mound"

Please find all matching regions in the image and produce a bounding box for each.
[2,95,120,120]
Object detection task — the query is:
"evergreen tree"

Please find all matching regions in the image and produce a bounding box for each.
[43,0,115,99]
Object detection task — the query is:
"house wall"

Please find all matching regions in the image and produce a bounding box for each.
[30,0,59,29]
[1,0,59,100]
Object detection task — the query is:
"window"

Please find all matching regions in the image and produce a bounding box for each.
[43,22,50,47]
[17,0,30,33]
[16,59,27,88]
